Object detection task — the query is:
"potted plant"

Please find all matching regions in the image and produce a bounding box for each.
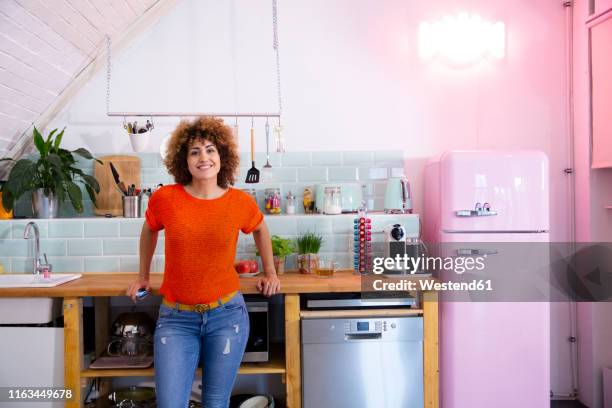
[0,127,101,218]
[296,233,324,274]
[268,235,294,275]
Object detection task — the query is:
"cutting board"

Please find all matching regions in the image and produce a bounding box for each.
[94,155,141,216]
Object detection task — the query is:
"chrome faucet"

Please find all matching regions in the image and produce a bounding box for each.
[23,222,50,275]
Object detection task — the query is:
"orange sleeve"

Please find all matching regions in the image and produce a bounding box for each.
[240,192,264,234]
[145,190,164,232]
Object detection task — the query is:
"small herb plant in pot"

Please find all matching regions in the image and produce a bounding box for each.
[296,233,324,274]
[262,235,294,275]
[0,127,102,218]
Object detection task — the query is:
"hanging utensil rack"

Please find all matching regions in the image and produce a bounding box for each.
[107,112,280,118]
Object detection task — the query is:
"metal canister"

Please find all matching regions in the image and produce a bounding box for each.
[122,196,141,218]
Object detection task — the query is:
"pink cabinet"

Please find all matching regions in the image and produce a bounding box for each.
[590,11,612,168]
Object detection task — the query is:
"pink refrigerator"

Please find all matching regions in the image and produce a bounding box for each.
[423,150,550,408]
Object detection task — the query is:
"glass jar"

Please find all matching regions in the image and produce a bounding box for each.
[264,188,282,214]
[286,191,296,215]
[323,186,342,215]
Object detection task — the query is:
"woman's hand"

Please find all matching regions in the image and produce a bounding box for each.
[256,273,281,297]
[126,277,151,302]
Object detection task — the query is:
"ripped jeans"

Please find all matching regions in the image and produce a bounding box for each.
[154,292,250,408]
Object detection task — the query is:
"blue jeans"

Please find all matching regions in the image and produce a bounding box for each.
[154,292,250,408]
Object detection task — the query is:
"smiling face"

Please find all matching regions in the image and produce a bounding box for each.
[186,138,221,183]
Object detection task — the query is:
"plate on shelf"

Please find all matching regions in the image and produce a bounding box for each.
[238,272,261,278]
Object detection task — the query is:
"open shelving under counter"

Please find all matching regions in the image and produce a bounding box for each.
[81,345,286,378]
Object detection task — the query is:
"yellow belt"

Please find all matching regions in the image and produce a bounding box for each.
[162,291,238,313]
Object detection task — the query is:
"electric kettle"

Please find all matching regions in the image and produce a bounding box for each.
[384,177,412,213]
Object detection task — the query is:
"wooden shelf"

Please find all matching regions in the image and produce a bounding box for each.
[300,308,423,319]
[82,346,285,378]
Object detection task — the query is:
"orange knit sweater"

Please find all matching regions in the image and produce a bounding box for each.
[145,185,263,303]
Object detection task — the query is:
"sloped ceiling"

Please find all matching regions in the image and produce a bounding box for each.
[0,0,164,158]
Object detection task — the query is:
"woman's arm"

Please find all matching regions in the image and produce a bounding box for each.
[252,221,281,296]
[126,222,159,301]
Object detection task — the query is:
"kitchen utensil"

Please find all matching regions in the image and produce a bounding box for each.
[94,156,141,216]
[245,121,260,183]
[239,395,274,408]
[111,312,154,338]
[384,176,412,214]
[107,333,151,357]
[107,386,155,407]
[109,162,128,195]
[273,124,285,153]
[262,119,273,181]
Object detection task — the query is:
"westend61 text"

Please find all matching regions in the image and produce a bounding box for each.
[372,279,493,292]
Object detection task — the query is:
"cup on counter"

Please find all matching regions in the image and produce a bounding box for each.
[315,259,339,278]
[122,196,141,218]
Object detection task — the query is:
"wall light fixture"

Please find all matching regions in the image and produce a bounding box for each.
[419,12,505,65]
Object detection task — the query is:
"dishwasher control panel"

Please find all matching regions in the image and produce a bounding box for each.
[344,320,387,334]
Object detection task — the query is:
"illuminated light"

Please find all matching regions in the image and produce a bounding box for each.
[419,12,505,65]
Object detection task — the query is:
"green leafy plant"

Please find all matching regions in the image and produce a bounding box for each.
[257,235,294,258]
[0,126,102,213]
[296,232,324,254]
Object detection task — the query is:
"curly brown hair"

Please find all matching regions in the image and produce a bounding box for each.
[164,116,239,187]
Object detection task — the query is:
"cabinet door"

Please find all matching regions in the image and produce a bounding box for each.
[595,0,612,16]
[591,14,612,168]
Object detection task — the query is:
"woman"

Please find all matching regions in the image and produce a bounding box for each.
[127,116,281,408]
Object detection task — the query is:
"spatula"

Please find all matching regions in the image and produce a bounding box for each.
[245,122,260,183]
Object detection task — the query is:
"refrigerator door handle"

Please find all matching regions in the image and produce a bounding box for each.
[455,209,498,217]
[456,248,498,256]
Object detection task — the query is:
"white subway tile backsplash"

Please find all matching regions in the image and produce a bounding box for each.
[342,151,374,165]
[297,216,333,235]
[0,223,11,240]
[297,167,328,182]
[264,216,298,235]
[373,151,404,165]
[85,257,119,272]
[49,220,83,238]
[120,256,139,272]
[85,220,119,237]
[280,152,311,167]
[120,219,144,237]
[40,239,67,256]
[328,167,359,181]
[12,220,48,239]
[103,239,138,255]
[0,151,408,272]
[51,257,84,273]
[359,167,388,180]
[312,152,342,166]
[391,167,406,177]
[67,239,103,256]
[11,258,31,273]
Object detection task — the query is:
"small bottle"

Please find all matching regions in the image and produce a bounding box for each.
[286,191,296,215]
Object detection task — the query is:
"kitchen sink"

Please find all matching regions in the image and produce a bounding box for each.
[0,274,81,324]
[0,273,81,288]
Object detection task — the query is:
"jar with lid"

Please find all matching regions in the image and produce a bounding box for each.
[264,188,282,214]
[323,186,342,215]
[286,191,296,215]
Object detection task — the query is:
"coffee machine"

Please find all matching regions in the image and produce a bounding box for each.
[384,223,424,275]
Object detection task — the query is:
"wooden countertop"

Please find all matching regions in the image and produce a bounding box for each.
[0,270,433,297]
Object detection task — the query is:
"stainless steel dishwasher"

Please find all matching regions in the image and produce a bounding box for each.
[301,296,424,408]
